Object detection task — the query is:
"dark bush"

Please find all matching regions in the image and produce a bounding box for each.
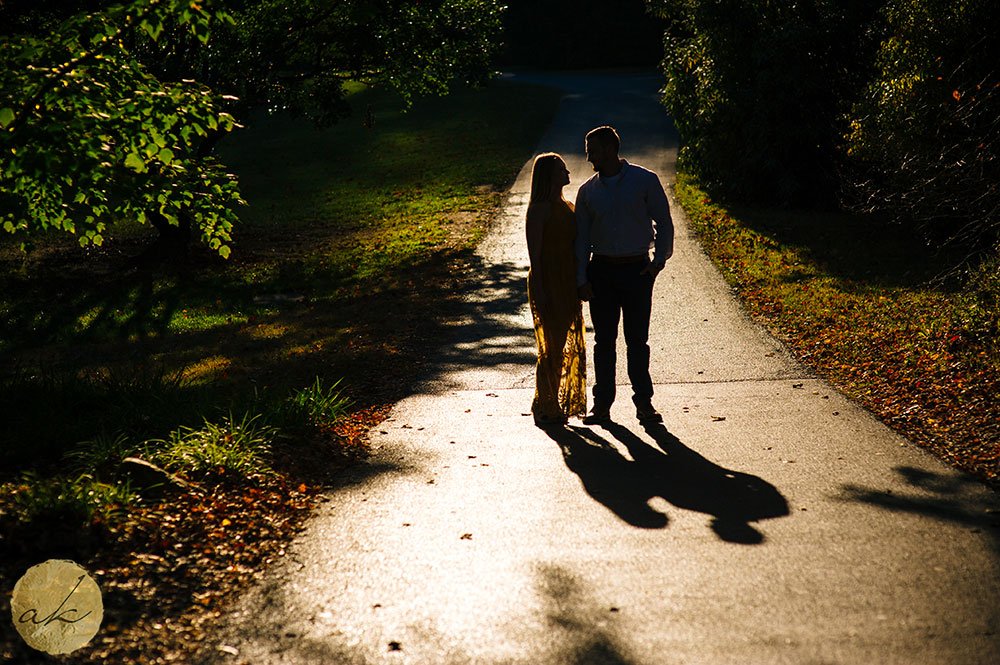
[841,0,1000,252]
[650,0,883,207]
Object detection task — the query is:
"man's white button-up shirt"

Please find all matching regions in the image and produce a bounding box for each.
[574,160,674,286]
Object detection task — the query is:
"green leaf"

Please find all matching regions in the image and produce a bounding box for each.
[142,20,164,41]
[218,244,231,259]
[0,107,15,128]
[157,147,174,164]
[124,152,146,172]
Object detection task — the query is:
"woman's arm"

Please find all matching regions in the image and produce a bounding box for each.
[525,202,550,307]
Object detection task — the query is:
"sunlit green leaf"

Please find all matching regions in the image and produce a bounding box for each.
[124,152,146,172]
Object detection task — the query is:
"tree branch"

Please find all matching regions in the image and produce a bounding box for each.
[9,0,165,132]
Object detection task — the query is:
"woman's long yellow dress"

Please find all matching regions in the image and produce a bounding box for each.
[528,198,586,420]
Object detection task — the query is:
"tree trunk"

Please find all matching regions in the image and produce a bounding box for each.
[129,128,228,269]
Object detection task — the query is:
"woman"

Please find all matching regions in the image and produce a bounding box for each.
[526,153,586,425]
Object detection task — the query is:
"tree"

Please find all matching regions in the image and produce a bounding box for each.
[1,0,243,257]
[648,0,884,207]
[1,0,505,257]
[129,0,505,123]
[842,0,1000,252]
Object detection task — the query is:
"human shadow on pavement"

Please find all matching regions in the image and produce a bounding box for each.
[545,422,789,543]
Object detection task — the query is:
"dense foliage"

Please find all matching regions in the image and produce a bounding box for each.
[0,0,243,256]
[844,0,1000,250]
[129,0,505,123]
[1,0,505,255]
[655,1,1000,484]
[648,0,881,207]
[650,0,999,254]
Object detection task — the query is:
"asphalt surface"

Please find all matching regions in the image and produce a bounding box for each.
[208,72,1000,665]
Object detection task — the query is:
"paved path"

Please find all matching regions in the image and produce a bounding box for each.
[210,72,1000,665]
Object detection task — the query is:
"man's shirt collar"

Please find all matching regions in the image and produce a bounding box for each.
[598,159,629,185]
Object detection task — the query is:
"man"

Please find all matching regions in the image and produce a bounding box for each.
[574,126,673,424]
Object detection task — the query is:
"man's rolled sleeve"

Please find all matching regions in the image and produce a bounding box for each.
[647,174,674,264]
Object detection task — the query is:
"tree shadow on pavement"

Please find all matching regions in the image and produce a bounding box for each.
[535,563,641,665]
[195,577,367,665]
[544,422,789,543]
[839,465,1000,557]
[421,258,537,384]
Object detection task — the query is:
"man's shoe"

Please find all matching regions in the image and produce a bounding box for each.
[636,403,663,424]
[581,407,611,425]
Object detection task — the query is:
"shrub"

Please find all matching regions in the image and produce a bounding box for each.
[955,249,1000,356]
[841,0,1000,250]
[650,0,882,207]
[0,472,137,526]
[267,377,351,433]
[145,411,277,478]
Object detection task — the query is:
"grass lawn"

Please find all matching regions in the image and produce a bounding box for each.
[0,78,563,664]
[675,172,1000,489]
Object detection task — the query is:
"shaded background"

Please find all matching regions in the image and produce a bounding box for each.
[498,0,664,69]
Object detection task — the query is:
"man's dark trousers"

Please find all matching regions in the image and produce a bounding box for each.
[587,257,655,409]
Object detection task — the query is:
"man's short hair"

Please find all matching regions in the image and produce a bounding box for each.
[586,126,620,154]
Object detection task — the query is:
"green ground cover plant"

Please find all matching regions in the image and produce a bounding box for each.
[675,172,1000,488]
[0,78,562,663]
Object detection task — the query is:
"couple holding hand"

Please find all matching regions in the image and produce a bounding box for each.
[526,126,673,427]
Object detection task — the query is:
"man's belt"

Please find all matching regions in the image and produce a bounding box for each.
[591,253,648,264]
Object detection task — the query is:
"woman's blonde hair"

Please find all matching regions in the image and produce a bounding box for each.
[529,152,564,204]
